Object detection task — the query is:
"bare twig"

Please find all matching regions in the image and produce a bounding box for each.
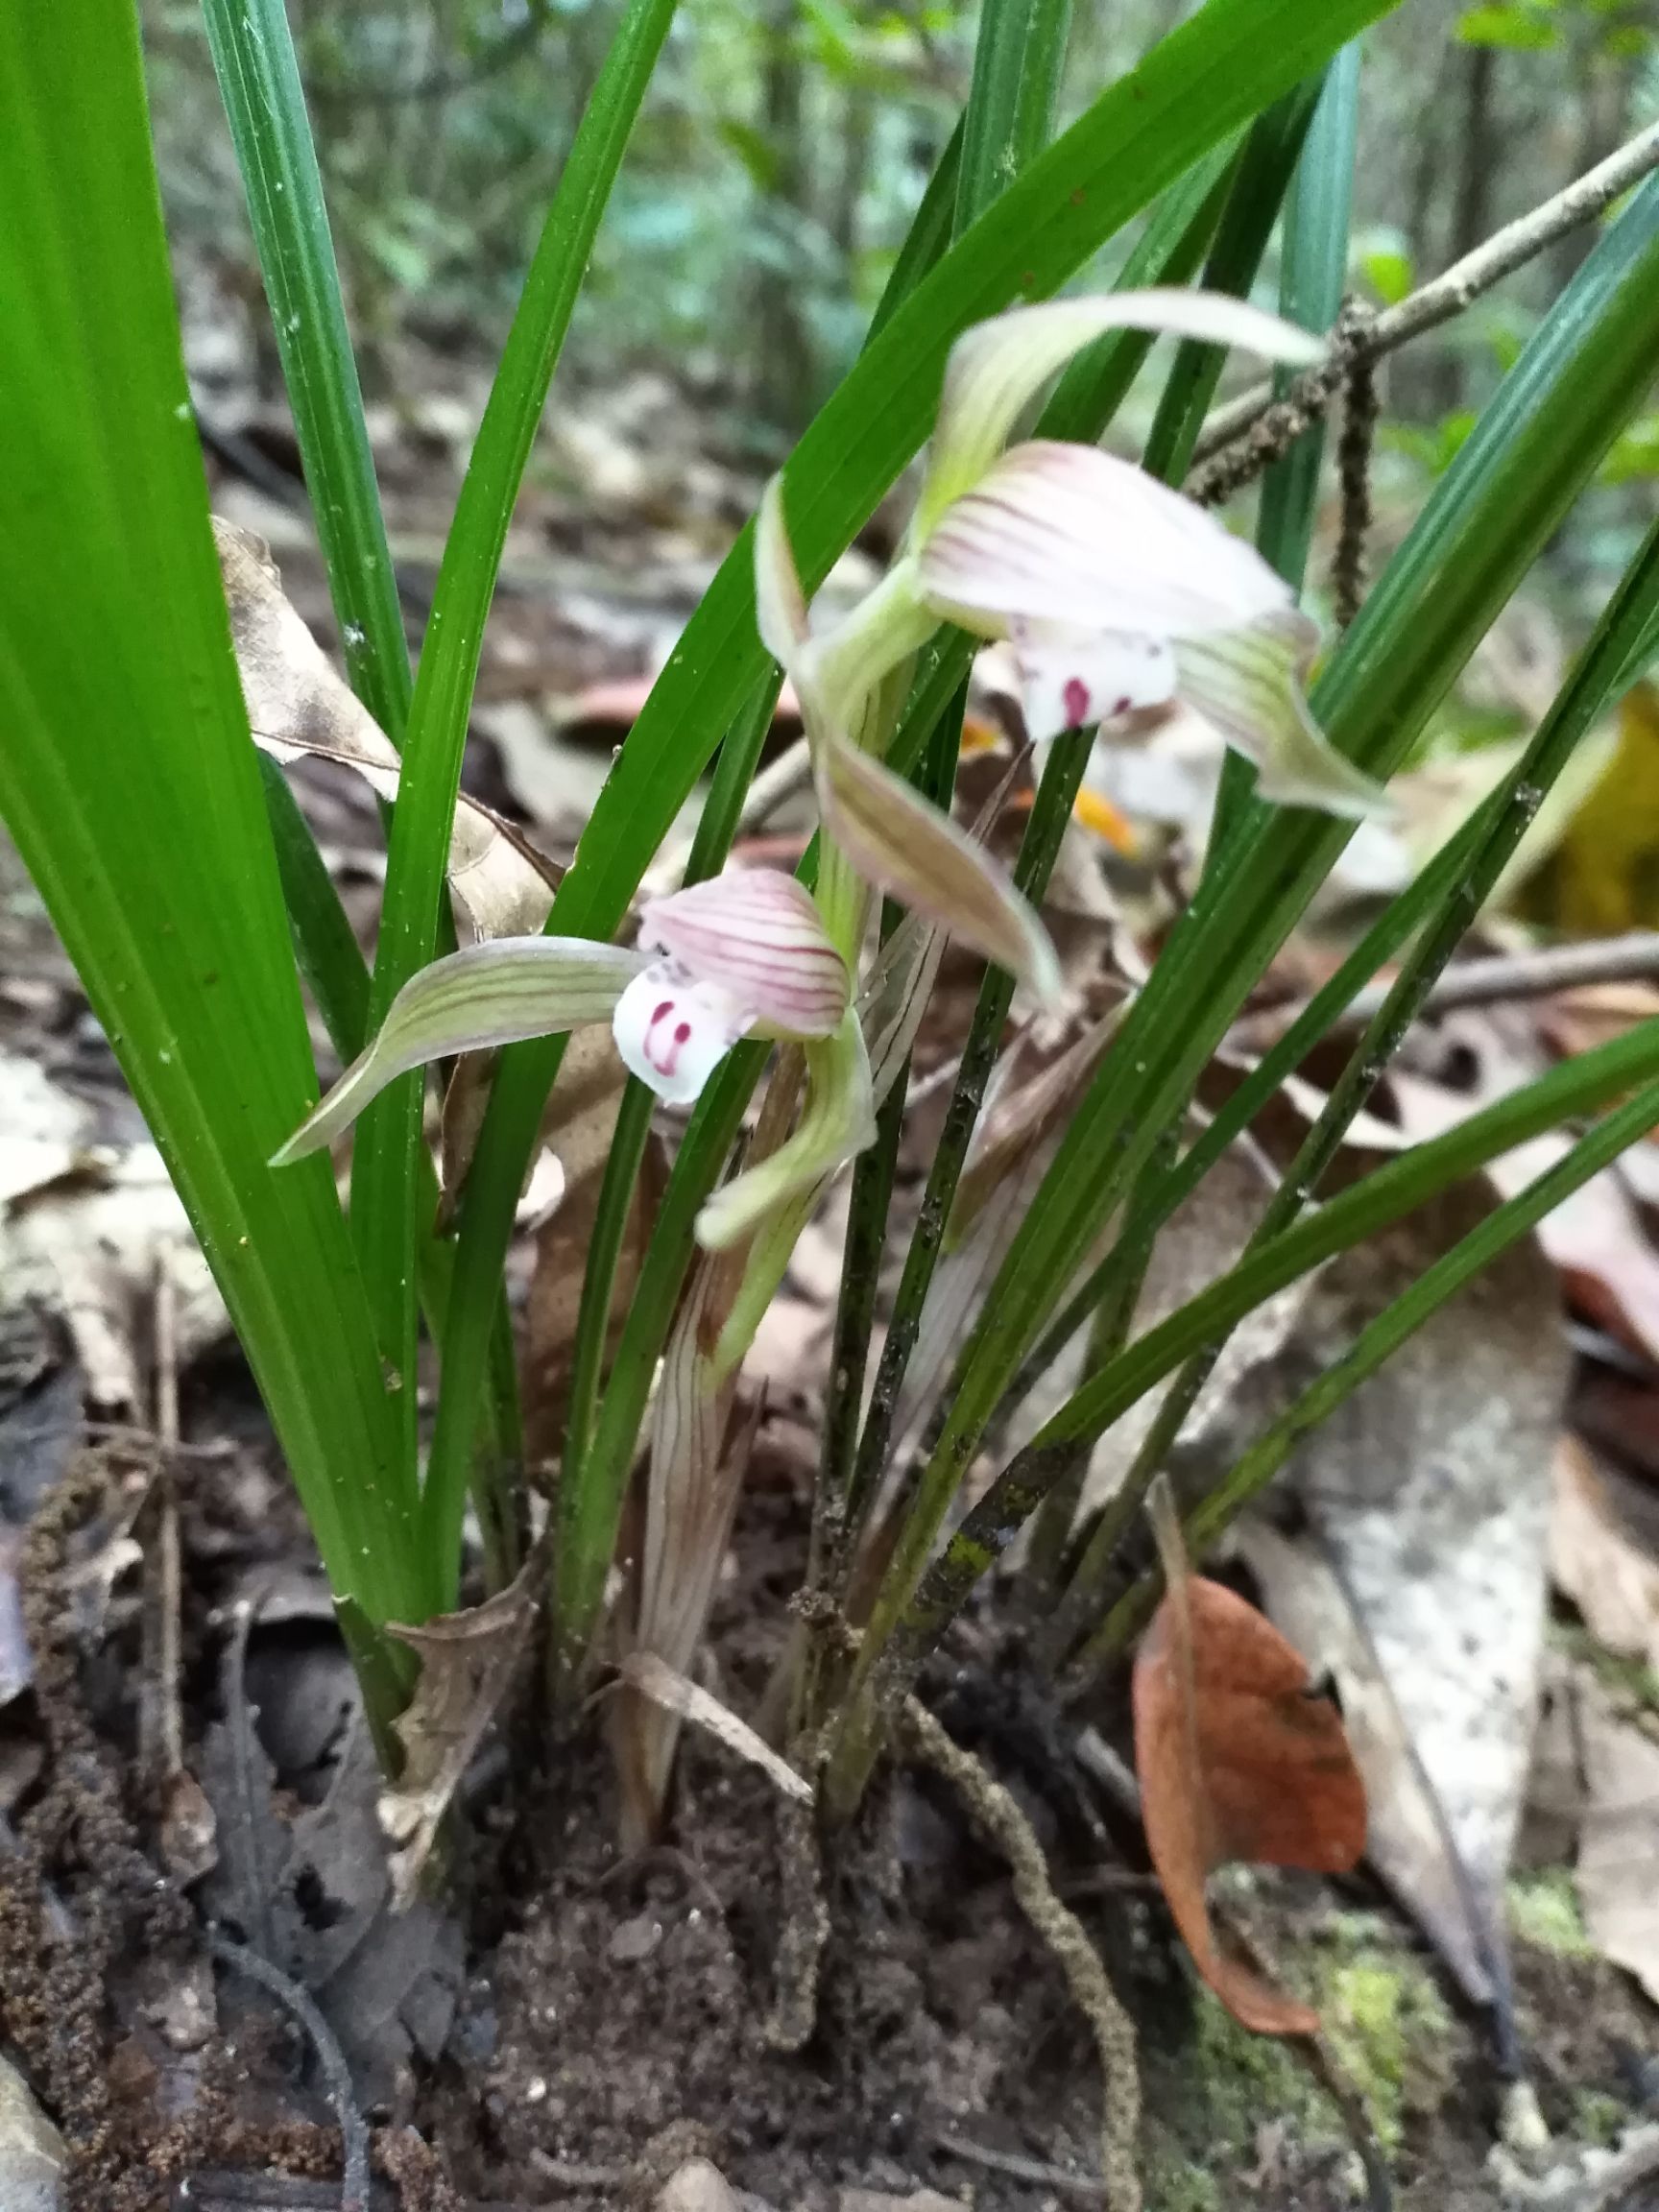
[223,1588,278,1968]
[1190,120,1659,476]
[934,2127,1107,2200]
[735,732,813,835]
[208,1932,372,2212]
[1313,930,1659,1035]
[155,1258,184,1783]
[902,1696,1142,2212]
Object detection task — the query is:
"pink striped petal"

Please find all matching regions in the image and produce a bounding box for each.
[638,869,850,1039]
[919,441,1293,641]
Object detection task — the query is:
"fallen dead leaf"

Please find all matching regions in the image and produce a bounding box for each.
[381,1561,540,1909]
[0,1051,227,1407]
[1225,1176,1566,2011]
[1132,1485,1366,2034]
[1572,1670,1659,2003]
[215,518,560,942]
[1550,1436,1659,1677]
[617,1651,810,1806]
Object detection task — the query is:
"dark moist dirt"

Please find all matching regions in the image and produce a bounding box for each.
[1,1441,1655,2211]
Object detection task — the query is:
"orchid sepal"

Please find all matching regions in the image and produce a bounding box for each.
[815,730,1064,1010]
[916,290,1323,541]
[695,1010,877,1252]
[272,938,644,1164]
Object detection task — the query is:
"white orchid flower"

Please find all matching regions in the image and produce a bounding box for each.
[273,870,855,1219]
[764,288,1389,824]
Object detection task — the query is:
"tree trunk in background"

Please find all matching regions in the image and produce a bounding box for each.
[754,0,817,432]
[831,77,874,277]
[1418,38,1499,418]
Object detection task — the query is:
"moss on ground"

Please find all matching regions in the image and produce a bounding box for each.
[1143,1902,1461,2206]
[1508,1869,1594,1960]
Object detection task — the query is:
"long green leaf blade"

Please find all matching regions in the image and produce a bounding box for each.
[202,0,410,739]
[0,3,424,1625]
[354,0,679,1530]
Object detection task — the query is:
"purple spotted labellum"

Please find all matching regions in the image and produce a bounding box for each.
[613,871,851,1106]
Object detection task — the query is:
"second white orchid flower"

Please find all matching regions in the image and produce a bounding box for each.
[772,286,1390,823]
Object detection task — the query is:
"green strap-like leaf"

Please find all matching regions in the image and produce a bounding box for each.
[0,2,425,1626]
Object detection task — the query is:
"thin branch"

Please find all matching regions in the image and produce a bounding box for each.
[1190,120,1659,473]
[934,2128,1106,2200]
[1310,930,1659,1035]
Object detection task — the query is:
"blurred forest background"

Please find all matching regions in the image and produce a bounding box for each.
[140,0,1659,906]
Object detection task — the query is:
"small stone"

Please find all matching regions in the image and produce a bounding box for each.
[609,1911,664,1963]
[0,2055,64,2212]
[657,2160,741,2212]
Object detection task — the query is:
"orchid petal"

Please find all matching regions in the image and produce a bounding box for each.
[639,869,850,1039]
[1008,617,1177,742]
[696,1011,877,1251]
[1175,612,1392,820]
[613,962,757,1107]
[816,729,1063,1010]
[273,939,643,1163]
[919,290,1323,535]
[919,441,1293,640]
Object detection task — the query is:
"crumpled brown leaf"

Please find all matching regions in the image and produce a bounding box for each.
[380,1561,540,1908]
[1132,1489,1365,2034]
[214,517,560,942]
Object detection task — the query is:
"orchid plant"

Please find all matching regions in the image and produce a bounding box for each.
[7,0,1659,1865]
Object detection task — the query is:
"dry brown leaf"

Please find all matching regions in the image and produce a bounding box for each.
[617,1651,810,1806]
[1572,1671,1659,2003]
[1229,1175,1565,2009]
[381,1562,540,1909]
[1551,1437,1659,1676]
[214,518,559,942]
[1132,1493,1365,2035]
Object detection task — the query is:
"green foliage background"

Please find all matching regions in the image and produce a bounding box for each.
[144,0,1657,451]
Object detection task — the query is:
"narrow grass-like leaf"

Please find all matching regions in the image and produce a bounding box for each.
[356,0,680,1603]
[902,1010,1659,1662]
[432,0,1398,1591]
[1141,79,1322,486]
[956,0,1073,231]
[0,6,425,1626]
[201,0,410,738]
[1255,45,1361,592]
